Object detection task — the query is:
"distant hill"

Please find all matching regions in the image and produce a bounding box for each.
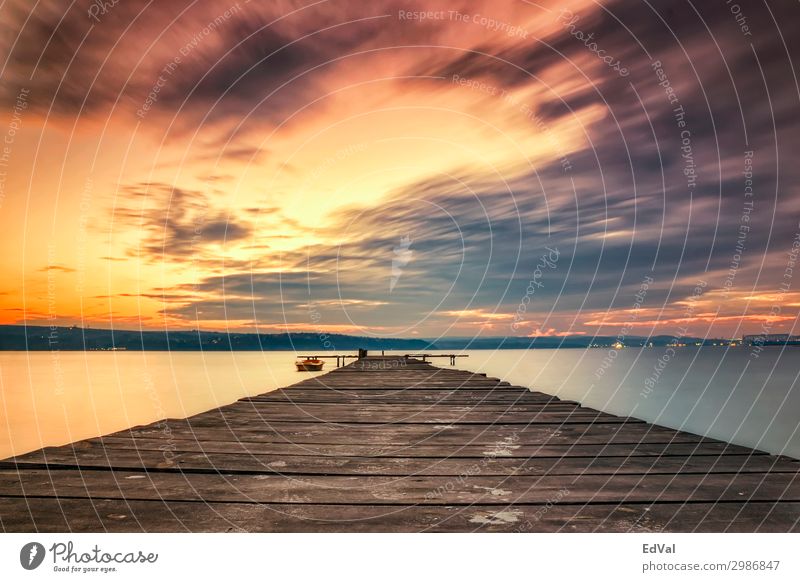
[429,335,728,349]
[0,325,434,351]
[0,325,734,351]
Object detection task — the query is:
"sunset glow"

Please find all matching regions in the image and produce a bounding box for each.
[2,0,799,340]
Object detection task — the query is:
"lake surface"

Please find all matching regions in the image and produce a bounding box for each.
[431,347,800,460]
[1,347,798,460]
[0,351,329,459]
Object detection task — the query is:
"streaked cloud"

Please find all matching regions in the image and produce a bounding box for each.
[2,0,799,338]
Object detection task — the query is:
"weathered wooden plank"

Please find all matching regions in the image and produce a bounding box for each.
[271,393,549,403]
[247,387,552,396]
[3,498,797,533]
[283,373,514,384]
[116,421,711,446]
[226,402,580,413]
[286,384,494,388]
[2,470,799,504]
[5,449,796,476]
[244,390,564,404]
[78,437,764,458]
[184,407,637,425]
[278,385,520,392]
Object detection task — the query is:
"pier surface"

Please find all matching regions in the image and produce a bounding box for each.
[2,356,799,532]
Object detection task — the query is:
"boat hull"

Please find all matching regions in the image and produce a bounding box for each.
[296,361,324,372]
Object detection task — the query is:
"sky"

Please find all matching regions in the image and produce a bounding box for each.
[1,0,799,340]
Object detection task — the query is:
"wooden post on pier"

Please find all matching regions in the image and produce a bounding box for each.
[1,355,799,532]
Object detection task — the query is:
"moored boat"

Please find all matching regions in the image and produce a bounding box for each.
[295,358,324,371]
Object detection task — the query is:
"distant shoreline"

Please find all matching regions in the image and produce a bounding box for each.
[2,345,797,352]
[1,324,792,351]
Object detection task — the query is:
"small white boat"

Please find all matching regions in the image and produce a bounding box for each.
[295,358,324,371]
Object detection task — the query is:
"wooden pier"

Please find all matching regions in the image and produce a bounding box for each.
[1,356,799,532]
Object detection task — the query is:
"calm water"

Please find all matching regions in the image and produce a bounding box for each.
[1,348,798,460]
[433,347,800,460]
[0,351,331,459]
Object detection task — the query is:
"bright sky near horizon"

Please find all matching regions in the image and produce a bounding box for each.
[1,0,799,340]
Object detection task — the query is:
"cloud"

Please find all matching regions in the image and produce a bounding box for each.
[38,265,76,273]
[112,182,253,260]
[5,0,800,336]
